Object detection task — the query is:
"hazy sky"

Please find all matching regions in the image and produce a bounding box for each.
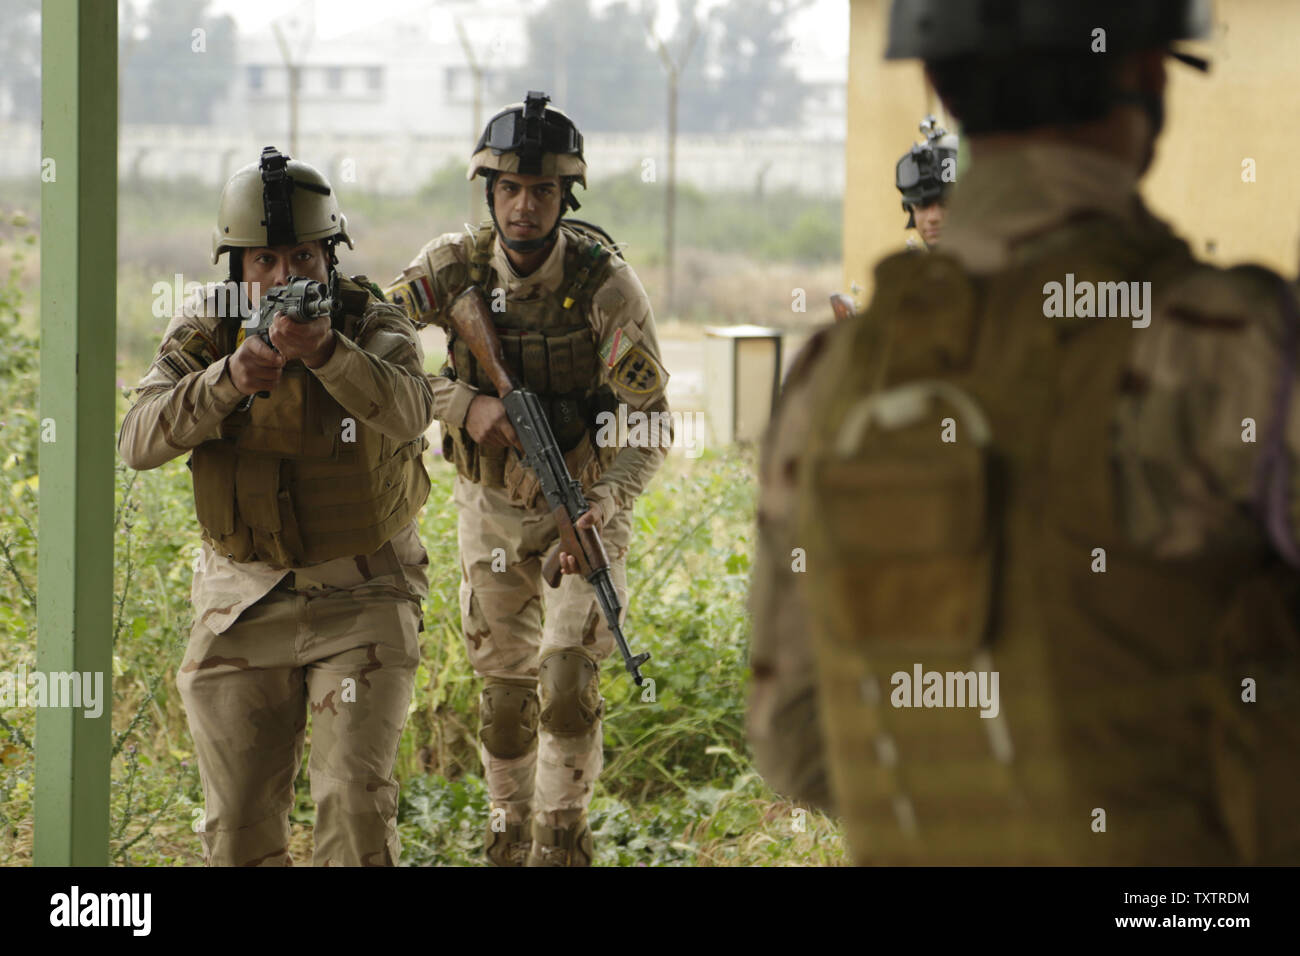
[207,0,850,69]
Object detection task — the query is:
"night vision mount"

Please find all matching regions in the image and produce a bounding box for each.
[258,146,331,247]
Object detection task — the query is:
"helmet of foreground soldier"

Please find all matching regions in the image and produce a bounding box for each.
[884,0,1213,135]
[885,0,1212,61]
[896,116,958,229]
[211,146,353,268]
[468,91,587,252]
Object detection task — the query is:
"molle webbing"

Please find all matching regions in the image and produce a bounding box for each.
[451,325,597,397]
[802,225,1290,864]
[468,223,495,288]
[443,224,617,486]
[191,279,430,567]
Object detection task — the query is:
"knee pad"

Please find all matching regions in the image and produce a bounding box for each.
[538,648,604,736]
[479,679,540,759]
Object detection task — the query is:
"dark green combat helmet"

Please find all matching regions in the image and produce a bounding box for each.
[896,115,958,229]
[884,0,1212,62]
[884,0,1212,134]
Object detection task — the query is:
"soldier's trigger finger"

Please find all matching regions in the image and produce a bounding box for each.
[275,311,326,332]
[243,335,284,366]
[268,313,293,343]
[502,421,523,453]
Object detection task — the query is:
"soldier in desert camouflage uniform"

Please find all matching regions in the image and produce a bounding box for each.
[386,93,670,866]
[751,0,1300,865]
[119,148,433,866]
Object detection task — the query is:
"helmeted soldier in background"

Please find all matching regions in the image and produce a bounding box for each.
[386,92,671,866]
[897,115,959,250]
[752,0,1300,865]
[119,148,434,866]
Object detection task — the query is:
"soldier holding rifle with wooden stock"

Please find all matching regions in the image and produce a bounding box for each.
[386,92,671,866]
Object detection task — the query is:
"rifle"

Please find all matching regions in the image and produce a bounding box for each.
[242,275,334,399]
[447,284,652,685]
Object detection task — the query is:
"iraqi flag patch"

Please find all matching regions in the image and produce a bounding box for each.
[598,325,638,368]
[386,274,436,324]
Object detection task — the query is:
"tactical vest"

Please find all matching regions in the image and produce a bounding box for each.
[442,223,621,491]
[190,276,431,569]
[798,217,1300,865]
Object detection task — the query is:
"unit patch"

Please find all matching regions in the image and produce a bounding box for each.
[612,345,667,397]
[179,329,217,365]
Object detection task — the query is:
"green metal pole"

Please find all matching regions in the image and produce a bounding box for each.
[35,0,117,867]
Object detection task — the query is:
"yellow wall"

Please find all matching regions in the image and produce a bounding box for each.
[1147,0,1300,273]
[844,0,1300,302]
[843,0,930,306]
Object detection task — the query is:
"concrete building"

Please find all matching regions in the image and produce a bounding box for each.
[210,0,527,143]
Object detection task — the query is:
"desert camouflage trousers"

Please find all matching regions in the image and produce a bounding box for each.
[177,577,422,866]
[454,477,631,829]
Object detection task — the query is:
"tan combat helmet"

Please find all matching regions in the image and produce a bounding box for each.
[466,91,587,187]
[211,146,353,264]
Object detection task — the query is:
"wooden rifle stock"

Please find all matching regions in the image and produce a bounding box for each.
[542,510,608,587]
[447,285,517,395]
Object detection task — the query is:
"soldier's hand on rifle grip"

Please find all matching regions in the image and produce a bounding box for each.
[466,394,524,452]
[269,311,336,367]
[228,334,286,396]
[557,509,604,576]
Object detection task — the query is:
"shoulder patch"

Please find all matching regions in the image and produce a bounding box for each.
[155,325,213,381]
[386,275,437,325]
[598,323,642,368]
[612,344,668,398]
[179,328,219,365]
